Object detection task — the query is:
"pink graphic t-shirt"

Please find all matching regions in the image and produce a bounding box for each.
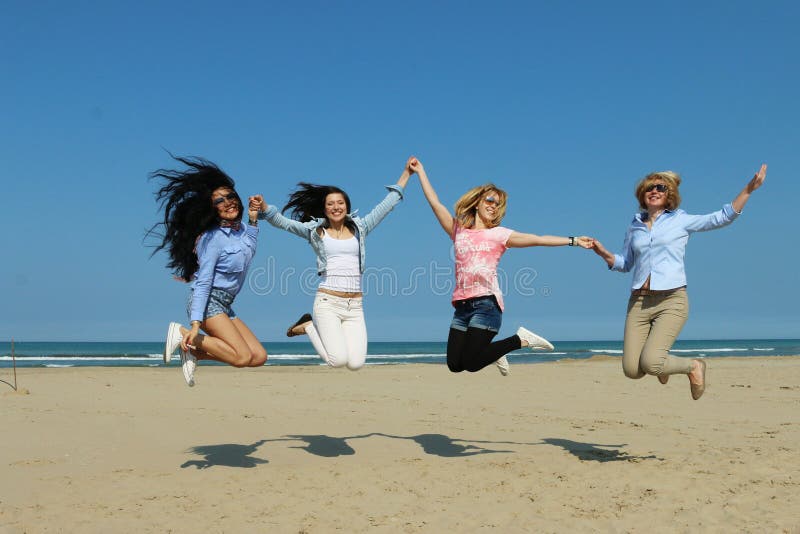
[451,223,514,311]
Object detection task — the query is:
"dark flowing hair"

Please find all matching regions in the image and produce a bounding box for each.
[147,155,241,282]
[282,182,354,230]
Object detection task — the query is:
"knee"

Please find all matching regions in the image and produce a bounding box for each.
[447,362,463,373]
[250,348,268,367]
[326,354,347,368]
[346,355,365,371]
[622,362,645,379]
[639,350,664,376]
[230,350,252,368]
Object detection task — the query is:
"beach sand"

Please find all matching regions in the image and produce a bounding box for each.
[1,356,799,533]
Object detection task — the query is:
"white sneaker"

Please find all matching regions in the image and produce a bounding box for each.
[164,322,184,364]
[180,348,197,387]
[496,356,510,376]
[516,326,554,351]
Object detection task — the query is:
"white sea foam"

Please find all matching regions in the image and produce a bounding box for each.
[669,348,741,353]
[266,353,444,360]
[1,356,152,361]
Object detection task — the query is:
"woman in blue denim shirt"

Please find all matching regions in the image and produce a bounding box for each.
[149,156,267,387]
[592,164,767,400]
[251,158,412,370]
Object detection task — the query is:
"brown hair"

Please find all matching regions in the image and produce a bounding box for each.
[454,183,508,228]
[635,171,682,211]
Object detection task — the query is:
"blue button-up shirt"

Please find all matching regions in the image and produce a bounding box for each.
[190,223,259,322]
[611,203,740,291]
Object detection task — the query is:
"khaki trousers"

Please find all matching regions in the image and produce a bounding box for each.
[622,289,693,379]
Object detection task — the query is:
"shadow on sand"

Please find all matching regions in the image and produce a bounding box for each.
[541,438,661,463]
[180,440,269,469]
[180,434,659,468]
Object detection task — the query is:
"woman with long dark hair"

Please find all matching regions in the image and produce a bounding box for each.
[591,165,767,399]
[409,157,594,376]
[149,155,267,387]
[250,159,412,370]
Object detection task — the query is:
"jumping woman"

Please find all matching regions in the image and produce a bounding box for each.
[250,158,412,370]
[409,157,593,376]
[149,155,267,387]
[591,164,767,399]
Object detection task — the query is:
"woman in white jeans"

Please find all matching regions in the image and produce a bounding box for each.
[252,158,412,370]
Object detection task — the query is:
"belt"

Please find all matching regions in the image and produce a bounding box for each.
[318,287,363,298]
[631,286,686,296]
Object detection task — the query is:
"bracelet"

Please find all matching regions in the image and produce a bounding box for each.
[248,219,258,226]
[191,320,201,326]
[568,236,575,246]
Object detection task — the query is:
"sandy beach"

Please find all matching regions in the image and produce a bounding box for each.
[1,356,799,533]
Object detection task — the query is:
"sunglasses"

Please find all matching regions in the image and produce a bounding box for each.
[484,195,499,205]
[212,192,238,206]
[646,184,668,193]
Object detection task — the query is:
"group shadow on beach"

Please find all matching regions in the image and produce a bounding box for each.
[180,434,661,469]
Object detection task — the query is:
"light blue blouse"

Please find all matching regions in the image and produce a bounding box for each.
[190,223,259,322]
[611,203,740,291]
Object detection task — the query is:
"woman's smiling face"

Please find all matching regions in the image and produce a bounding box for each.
[476,190,500,224]
[324,192,348,223]
[212,187,240,221]
[644,181,668,211]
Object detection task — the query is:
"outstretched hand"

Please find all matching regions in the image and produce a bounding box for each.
[592,239,609,254]
[747,164,767,193]
[591,239,615,267]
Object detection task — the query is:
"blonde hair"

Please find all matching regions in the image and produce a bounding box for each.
[635,171,682,211]
[454,183,508,228]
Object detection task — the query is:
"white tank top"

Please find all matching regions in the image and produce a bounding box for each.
[318,232,362,292]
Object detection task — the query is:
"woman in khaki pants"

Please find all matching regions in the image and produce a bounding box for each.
[591,164,767,399]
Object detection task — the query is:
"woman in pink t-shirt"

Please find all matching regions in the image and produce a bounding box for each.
[409,158,593,375]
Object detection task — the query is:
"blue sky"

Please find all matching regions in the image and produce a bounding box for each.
[1,1,797,342]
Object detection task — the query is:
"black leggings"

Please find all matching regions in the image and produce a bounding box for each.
[446,327,522,373]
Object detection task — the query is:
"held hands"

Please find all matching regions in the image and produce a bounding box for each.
[248,195,265,221]
[746,164,767,193]
[407,156,424,176]
[574,236,595,249]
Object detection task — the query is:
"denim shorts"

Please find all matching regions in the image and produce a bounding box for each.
[186,288,237,322]
[450,295,503,332]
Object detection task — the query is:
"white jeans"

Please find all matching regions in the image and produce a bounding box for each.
[307,292,367,370]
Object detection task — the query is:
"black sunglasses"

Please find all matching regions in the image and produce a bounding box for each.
[646,184,668,193]
[212,192,238,206]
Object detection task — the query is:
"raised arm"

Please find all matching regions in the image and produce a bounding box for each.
[408,157,455,236]
[731,163,767,213]
[506,233,593,249]
[360,161,411,233]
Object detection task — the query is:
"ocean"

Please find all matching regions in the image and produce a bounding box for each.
[1,339,798,369]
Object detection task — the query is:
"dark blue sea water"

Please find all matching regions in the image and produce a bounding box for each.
[1,340,798,368]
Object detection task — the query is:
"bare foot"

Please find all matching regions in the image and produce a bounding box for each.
[520,338,529,348]
[291,321,312,336]
[688,359,704,386]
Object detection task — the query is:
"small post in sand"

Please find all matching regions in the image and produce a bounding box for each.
[12,338,17,391]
